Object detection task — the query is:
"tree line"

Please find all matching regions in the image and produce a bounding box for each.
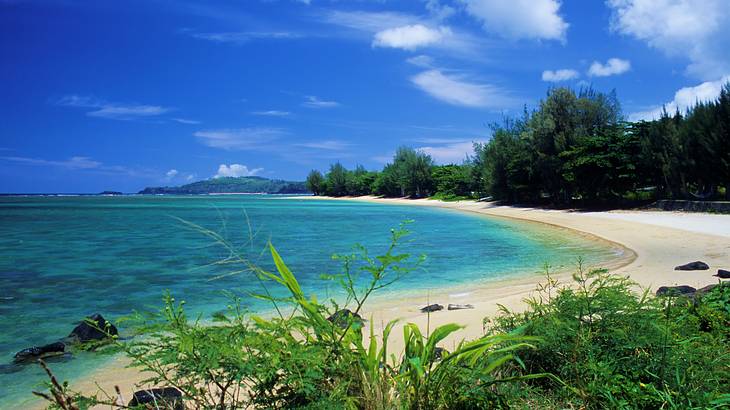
[307,84,730,204]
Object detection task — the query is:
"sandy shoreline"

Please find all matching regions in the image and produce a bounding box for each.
[27,197,730,409]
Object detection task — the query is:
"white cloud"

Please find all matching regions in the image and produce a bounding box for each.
[588,58,631,77]
[407,55,435,68]
[190,31,301,44]
[0,155,101,169]
[294,140,351,151]
[165,169,178,178]
[172,118,201,124]
[56,95,172,120]
[629,75,730,121]
[411,70,514,108]
[459,0,568,41]
[302,96,340,108]
[542,69,580,82]
[417,140,480,164]
[606,0,730,80]
[194,128,285,150]
[251,110,291,117]
[321,10,485,59]
[373,25,451,51]
[214,164,263,178]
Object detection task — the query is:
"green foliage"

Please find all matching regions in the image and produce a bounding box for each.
[36,224,538,409]
[488,265,730,409]
[305,169,325,195]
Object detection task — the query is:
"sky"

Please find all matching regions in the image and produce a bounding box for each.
[1,0,729,193]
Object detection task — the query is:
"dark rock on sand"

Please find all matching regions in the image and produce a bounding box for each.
[420,304,444,313]
[433,347,447,361]
[447,304,474,310]
[68,313,118,343]
[714,269,730,279]
[327,309,363,329]
[695,284,719,295]
[129,387,183,410]
[13,341,65,364]
[656,285,696,296]
[674,261,710,271]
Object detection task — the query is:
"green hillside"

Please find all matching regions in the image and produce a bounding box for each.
[139,176,309,195]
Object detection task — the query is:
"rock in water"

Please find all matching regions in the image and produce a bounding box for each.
[420,304,443,313]
[674,261,710,271]
[128,387,183,410]
[13,341,66,364]
[656,285,696,296]
[68,313,118,343]
[327,309,363,329]
[447,304,474,310]
[714,269,730,279]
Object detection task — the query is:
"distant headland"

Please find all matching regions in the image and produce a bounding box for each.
[138,176,309,195]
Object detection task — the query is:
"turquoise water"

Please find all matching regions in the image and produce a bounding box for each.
[0,195,618,407]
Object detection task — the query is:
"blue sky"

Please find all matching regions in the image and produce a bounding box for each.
[1,0,729,193]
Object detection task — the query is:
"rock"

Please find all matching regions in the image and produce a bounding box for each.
[695,284,719,296]
[656,285,696,296]
[420,304,443,313]
[326,309,363,329]
[674,261,710,271]
[128,387,183,410]
[68,313,118,343]
[714,269,730,279]
[433,347,447,361]
[447,304,474,310]
[13,341,66,364]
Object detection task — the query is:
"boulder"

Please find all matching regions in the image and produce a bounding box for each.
[447,304,474,310]
[128,387,183,410]
[656,285,696,296]
[695,284,719,296]
[674,261,710,271]
[714,269,730,279]
[326,309,363,329]
[68,313,118,343]
[433,347,447,361]
[13,341,66,364]
[420,304,443,313]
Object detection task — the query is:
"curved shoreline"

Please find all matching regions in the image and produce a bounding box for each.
[26,197,729,409]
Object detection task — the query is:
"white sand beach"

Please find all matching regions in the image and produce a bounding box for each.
[32,198,730,409]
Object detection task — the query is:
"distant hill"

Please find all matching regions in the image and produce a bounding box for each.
[139,176,310,195]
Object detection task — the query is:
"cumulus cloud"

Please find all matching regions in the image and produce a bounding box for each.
[459,0,568,41]
[629,75,730,121]
[542,68,580,82]
[56,95,172,120]
[302,96,340,108]
[588,58,631,77]
[606,0,730,80]
[194,128,285,150]
[214,164,263,178]
[411,70,515,108]
[373,25,451,51]
[165,169,178,179]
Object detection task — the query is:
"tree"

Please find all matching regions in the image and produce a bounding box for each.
[305,170,325,195]
[326,162,349,196]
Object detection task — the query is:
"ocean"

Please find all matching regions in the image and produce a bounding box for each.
[0,195,618,407]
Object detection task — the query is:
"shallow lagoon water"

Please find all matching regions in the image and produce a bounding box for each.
[0,195,618,407]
